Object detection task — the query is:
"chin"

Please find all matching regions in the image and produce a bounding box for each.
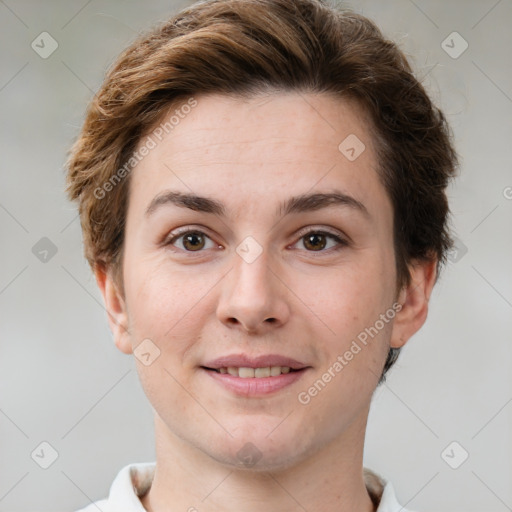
[203,420,314,472]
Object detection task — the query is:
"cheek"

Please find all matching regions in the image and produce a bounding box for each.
[123,259,210,358]
[313,257,395,338]
[126,254,205,319]
[302,253,395,398]
[123,264,210,416]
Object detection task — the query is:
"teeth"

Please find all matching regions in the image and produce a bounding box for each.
[239,367,255,378]
[227,367,238,376]
[219,366,292,378]
[255,367,270,378]
[270,366,282,376]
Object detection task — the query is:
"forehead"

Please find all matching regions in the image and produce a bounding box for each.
[128,91,391,220]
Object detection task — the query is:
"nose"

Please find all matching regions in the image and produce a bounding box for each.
[216,248,291,335]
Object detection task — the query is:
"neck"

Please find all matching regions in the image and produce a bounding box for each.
[141,410,377,512]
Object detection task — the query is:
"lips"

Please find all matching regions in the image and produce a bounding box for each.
[201,354,310,395]
[202,354,308,372]
[217,366,293,378]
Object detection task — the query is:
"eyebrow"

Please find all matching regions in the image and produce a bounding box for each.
[144,189,370,219]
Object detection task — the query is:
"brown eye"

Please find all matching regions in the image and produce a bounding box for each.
[166,230,216,252]
[182,232,206,251]
[303,233,328,251]
[293,230,347,254]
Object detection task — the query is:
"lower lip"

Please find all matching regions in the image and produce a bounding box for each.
[202,368,308,396]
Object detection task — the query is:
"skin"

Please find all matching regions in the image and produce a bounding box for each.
[95,91,437,512]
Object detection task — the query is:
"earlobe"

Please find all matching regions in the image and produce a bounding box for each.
[390,259,437,349]
[94,263,133,355]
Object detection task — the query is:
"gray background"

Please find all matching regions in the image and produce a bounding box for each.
[1,0,511,511]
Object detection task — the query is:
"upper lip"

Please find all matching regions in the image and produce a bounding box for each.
[202,354,308,370]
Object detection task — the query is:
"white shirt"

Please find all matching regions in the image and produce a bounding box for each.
[75,462,416,512]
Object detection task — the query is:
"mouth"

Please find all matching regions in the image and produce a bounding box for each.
[201,366,301,378]
[200,354,312,398]
[200,355,310,396]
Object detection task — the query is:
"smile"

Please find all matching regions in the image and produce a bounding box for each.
[208,366,294,378]
[201,366,308,396]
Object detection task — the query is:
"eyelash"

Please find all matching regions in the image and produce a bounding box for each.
[163,226,348,256]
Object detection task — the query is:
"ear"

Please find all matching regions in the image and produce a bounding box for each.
[390,258,437,349]
[94,263,133,355]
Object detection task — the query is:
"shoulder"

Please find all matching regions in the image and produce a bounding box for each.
[73,462,156,512]
[364,467,419,512]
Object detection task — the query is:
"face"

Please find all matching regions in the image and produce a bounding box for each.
[100,91,430,470]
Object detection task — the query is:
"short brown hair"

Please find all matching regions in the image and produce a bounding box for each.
[66,0,458,381]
